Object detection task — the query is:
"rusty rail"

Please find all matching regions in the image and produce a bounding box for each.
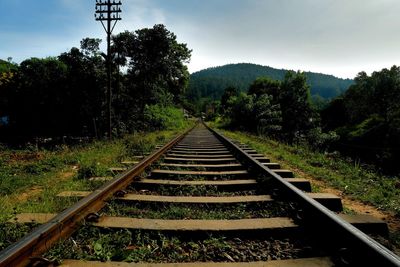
[0,126,194,267]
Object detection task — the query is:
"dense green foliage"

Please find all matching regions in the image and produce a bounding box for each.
[215,65,400,173]
[221,72,333,147]
[0,24,191,141]
[321,66,400,173]
[143,105,187,131]
[186,63,354,110]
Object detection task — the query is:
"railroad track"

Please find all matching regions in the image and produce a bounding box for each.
[1,123,400,266]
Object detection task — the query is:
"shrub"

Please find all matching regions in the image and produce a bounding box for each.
[143,104,186,131]
[76,161,108,180]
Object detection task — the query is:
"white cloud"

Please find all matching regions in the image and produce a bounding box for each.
[114,0,167,32]
[2,0,400,78]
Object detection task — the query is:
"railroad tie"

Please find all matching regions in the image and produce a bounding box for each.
[12,213,388,236]
[56,189,342,211]
[150,169,249,180]
[159,163,244,171]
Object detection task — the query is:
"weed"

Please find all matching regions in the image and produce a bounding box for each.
[45,227,322,263]
[0,222,39,250]
[101,201,295,220]
[129,185,256,197]
[76,161,108,180]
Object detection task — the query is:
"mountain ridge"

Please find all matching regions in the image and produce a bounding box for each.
[187,63,354,101]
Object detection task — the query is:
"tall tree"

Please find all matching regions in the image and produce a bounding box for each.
[112,24,192,131]
[58,44,105,136]
[113,24,191,105]
[0,59,18,122]
[9,57,68,136]
[280,71,315,142]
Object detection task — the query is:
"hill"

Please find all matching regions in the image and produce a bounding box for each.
[186,63,354,101]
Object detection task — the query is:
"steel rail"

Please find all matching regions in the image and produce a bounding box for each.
[206,124,400,267]
[0,125,195,267]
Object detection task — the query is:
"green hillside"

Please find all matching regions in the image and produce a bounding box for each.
[187,63,353,101]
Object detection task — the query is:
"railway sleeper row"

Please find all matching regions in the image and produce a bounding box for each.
[2,124,399,266]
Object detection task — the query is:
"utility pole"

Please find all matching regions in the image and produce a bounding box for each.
[95,0,122,139]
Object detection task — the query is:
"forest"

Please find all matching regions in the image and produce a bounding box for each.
[0,24,191,143]
[186,63,354,112]
[209,67,400,174]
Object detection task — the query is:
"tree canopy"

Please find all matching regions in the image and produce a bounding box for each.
[0,24,191,140]
[321,66,400,172]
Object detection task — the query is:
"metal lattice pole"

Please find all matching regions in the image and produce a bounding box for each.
[95,0,122,139]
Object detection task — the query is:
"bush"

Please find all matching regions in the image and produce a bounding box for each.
[143,104,186,130]
[123,135,153,157]
[306,127,339,151]
[76,161,108,180]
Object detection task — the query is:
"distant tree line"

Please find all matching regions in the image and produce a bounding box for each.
[186,63,353,114]
[0,24,191,142]
[214,66,400,174]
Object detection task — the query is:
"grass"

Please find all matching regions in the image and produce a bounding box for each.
[216,128,400,218]
[0,127,191,223]
[44,227,321,263]
[0,222,40,251]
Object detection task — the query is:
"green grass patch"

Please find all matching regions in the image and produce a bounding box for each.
[215,128,400,217]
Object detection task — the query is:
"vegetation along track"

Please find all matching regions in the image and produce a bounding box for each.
[1,123,400,267]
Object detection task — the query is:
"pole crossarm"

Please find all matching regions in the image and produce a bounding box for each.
[95,1,122,22]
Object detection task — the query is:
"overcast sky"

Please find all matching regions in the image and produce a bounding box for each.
[1,0,400,78]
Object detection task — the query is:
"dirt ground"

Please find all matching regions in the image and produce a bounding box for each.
[13,166,77,204]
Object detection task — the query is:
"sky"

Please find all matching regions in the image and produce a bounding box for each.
[1,0,400,79]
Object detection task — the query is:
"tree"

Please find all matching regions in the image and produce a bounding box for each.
[9,57,68,136]
[229,93,256,130]
[58,45,106,136]
[253,94,282,137]
[280,71,315,142]
[220,86,238,114]
[342,71,374,124]
[227,93,282,136]
[0,59,18,128]
[113,24,192,105]
[320,66,400,173]
[320,97,348,131]
[370,66,400,124]
[80,38,102,57]
[248,77,280,99]
[111,24,192,131]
